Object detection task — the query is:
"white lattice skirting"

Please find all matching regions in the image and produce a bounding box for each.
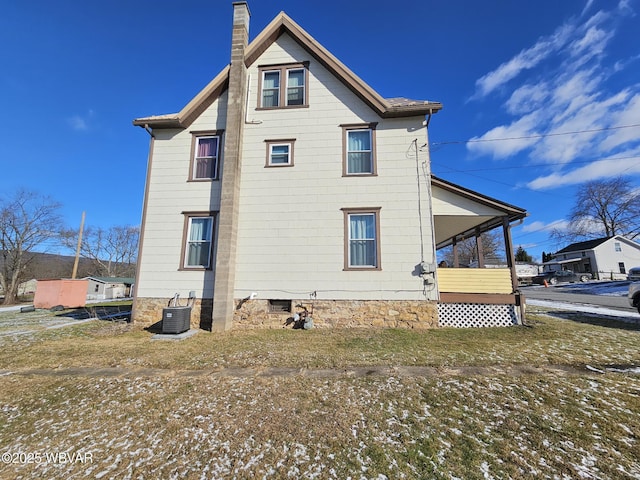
[438,303,520,328]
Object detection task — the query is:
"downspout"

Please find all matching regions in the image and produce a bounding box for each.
[422,110,439,301]
[131,123,155,324]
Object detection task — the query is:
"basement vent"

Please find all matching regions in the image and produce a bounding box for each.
[269,299,292,313]
[437,303,518,328]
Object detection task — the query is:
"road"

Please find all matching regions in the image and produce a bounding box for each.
[522,284,636,314]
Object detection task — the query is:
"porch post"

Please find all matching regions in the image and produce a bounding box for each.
[502,217,518,292]
[475,228,485,268]
[452,236,459,268]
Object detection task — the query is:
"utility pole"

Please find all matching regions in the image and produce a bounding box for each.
[71,211,85,279]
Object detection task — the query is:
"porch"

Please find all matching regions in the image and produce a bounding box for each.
[431,176,528,327]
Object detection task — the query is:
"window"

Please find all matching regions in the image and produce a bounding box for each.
[269,300,292,313]
[265,139,295,167]
[189,131,222,180]
[342,208,381,270]
[341,123,377,176]
[619,262,626,274]
[181,213,215,269]
[615,242,622,252]
[259,63,309,108]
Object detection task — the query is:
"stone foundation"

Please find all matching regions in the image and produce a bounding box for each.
[132,297,213,331]
[233,299,438,329]
[133,297,439,330]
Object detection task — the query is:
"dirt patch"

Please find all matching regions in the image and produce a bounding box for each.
[1,362,634,380]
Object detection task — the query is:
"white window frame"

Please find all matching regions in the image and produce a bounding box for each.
[261,70,281,108]
[183,214,215,269]
[191,133,221,180]
[258,63,309,109]
[265,139,295,167]
[342,207,381,270]
[341,123,377,176]
[286,68,305,106]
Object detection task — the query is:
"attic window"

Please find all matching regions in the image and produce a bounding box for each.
[615,242,622,252]
[258,63,309,109]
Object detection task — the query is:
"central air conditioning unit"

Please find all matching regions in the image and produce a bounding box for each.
[162,306,191,334]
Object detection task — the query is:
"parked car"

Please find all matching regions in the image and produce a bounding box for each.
[628,282,640,313]
[531,270,591,285]
[627,267,640,282]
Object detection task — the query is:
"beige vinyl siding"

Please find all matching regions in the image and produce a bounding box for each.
[235,33,436,301]
[437,269,513,294]
[135,93,228,299]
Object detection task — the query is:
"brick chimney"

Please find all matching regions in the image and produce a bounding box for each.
[212,2,250,331]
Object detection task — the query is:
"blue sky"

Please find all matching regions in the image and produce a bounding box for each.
[1,0,639,261]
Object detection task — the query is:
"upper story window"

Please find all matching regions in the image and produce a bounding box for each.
[265,139,295,167]
[181,212,216,270]
[189,130,223,181]
[341,123,377,176]
[614,242,622,252]
[258,62,309,109]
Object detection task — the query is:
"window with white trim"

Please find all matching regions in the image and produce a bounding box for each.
[614,242,622,252]
[343,208,381,270]
[265,139,295,167]
[190,131,221,180]
[183,214,215,269]
[259,63,308,108]
[341,123,377,176]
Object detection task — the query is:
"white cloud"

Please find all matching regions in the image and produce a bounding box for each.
[506,83,550,115]
[527,154,640,190]
[473,22,575,98]
[468,1,640,188]
[67,110,94,131]
[467,112,541,159]
[520,219,570,233]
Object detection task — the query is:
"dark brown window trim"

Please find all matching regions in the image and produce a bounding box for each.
[264,139,296,167]
[340,123,378,177]
[257,62,310,109]
[341,207,382,271]
[178,211,217,271]
[188,130,224,182]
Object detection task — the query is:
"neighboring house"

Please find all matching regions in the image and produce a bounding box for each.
[545,236,640,280]
[85,277,134,300]
[132,3,528,331]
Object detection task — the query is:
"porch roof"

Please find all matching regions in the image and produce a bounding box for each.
[431,176,528,249]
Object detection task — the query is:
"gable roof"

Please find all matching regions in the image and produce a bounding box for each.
[431,175,528,248]
[133,12,442,129]
[554,235,640,254]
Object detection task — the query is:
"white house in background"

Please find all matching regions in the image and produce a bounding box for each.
[85,277,134,300]
[131,2,527,331]
[545,236,640,280]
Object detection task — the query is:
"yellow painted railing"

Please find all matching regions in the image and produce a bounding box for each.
[437,268,513,294]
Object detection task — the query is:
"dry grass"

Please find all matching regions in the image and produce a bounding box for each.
[0,305,639,479]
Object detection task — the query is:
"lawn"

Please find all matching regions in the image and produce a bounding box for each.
[0,305,639,479]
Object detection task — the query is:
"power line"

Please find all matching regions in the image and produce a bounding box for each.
[428,123,640,147]
[432,154,640,173]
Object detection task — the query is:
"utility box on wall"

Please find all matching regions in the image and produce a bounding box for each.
[34,279,89,309]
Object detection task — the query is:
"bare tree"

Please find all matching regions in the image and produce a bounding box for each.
[61,225,139,278]
[439,230,504,267]
[551,177,640,243]
[0,190,63,305]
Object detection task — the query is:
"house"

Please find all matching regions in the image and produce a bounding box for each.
[545,236,640,280]
[85,277,135,300]
[131,2,528,331]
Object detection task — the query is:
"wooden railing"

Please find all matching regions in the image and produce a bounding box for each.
[437,268,513,294]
